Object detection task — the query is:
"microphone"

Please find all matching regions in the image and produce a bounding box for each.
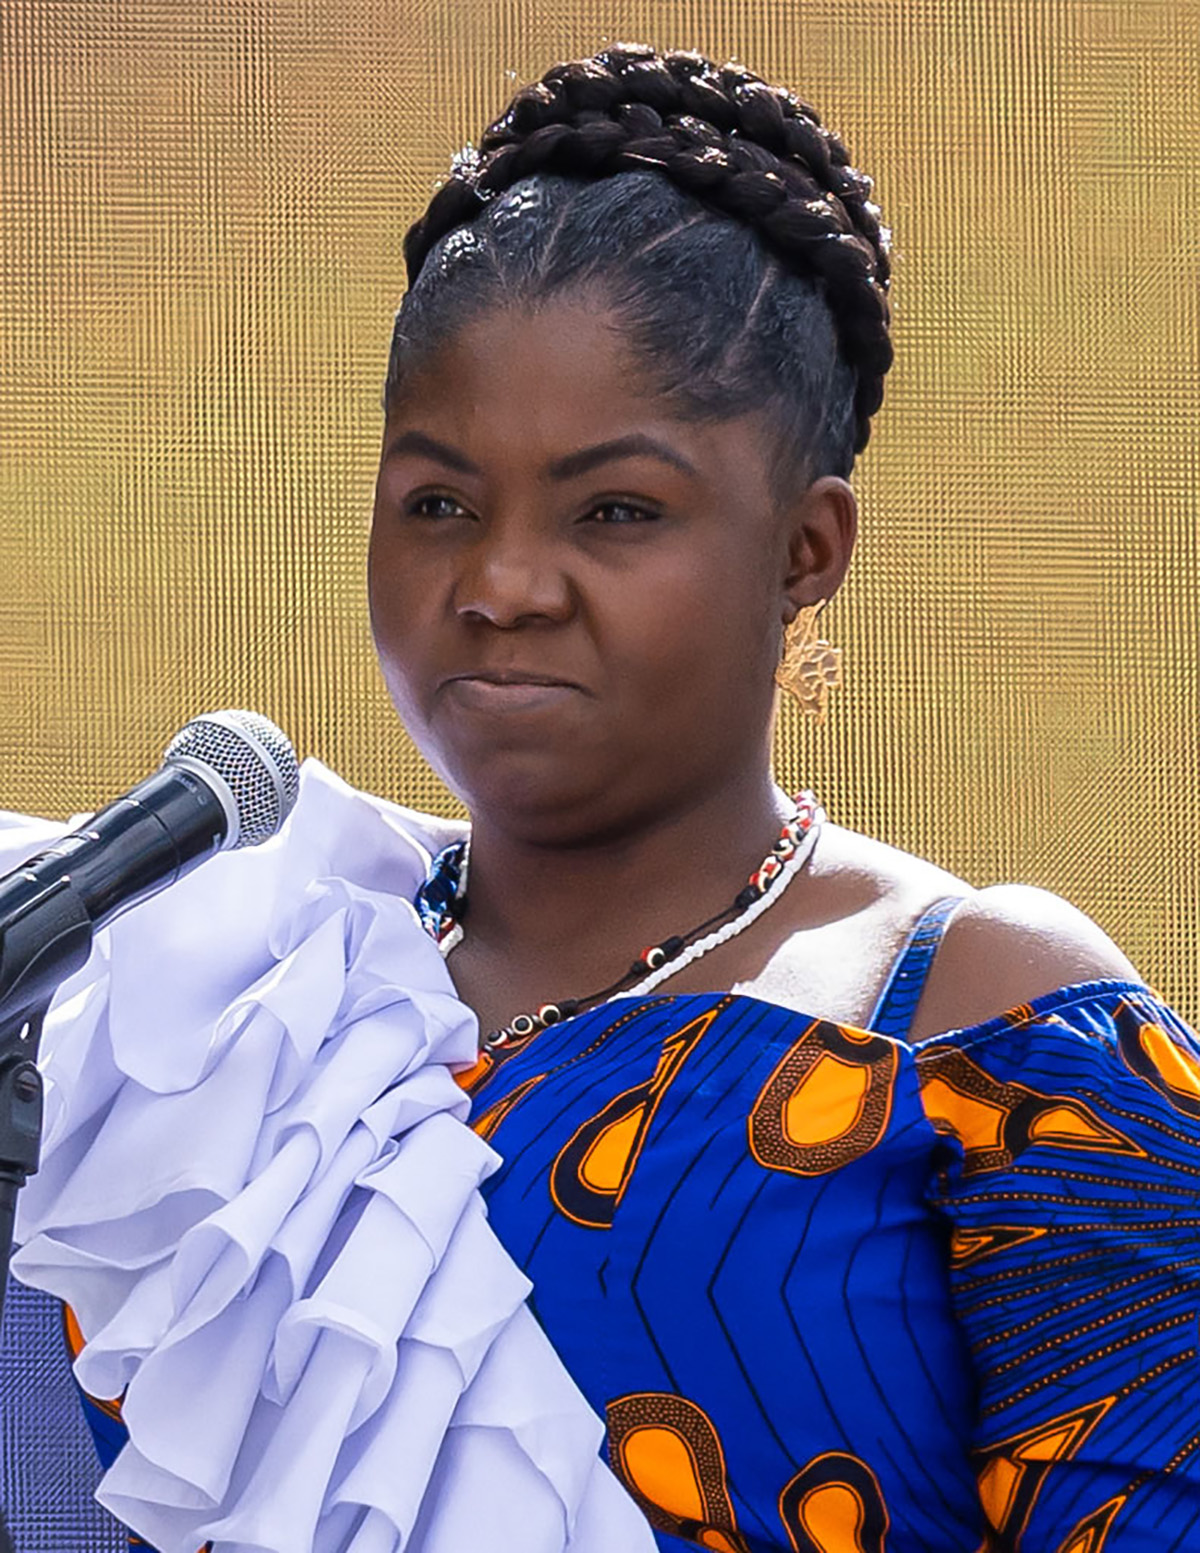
[0,710,300,1379]
[0,716,296,1549]
[0,710,300,1023]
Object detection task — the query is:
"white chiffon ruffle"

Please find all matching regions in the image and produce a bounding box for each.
[5,761,653,1553]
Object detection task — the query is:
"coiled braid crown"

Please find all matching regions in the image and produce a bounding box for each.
[390,44,893,486]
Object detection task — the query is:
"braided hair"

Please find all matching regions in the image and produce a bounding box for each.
[387,44,893,494]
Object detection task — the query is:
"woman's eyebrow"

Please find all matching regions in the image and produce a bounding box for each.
[382,430,478,473]
[547,434,699,481]
[382,430,699,481]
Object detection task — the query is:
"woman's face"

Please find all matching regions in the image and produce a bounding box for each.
[369,294,846,842]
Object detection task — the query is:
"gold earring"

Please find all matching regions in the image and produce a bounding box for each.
[775,602,843,723]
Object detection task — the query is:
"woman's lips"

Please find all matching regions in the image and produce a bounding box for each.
[443,675,585,712]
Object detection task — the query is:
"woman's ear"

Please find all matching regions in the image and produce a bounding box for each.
[780,476,858,621]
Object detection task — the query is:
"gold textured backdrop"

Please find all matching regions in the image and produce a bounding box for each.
[2,1,1197,1019]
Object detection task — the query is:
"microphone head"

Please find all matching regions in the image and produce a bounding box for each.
[163,710,300,850]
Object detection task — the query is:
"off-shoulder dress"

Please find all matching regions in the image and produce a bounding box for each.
[4,764,1200,1552]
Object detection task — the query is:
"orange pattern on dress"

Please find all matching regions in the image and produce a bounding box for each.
[748,1020,898,1177]
[778,1452,889,1553]
[916,1046,1144,1176]
[470,1072,546,1143]
[550,1006,722,1229]
[1054,1494,1128,1553]
[1115,1001,1200,1119]
[950,1223,1047,1268]
[973,1397,1116,1546]
[607,1391,750,1552]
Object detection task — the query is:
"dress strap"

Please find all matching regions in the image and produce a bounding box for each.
[867,895,968,1040]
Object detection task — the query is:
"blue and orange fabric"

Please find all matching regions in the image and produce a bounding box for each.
[65,895,1200,1550]
[457,956,1200,1551]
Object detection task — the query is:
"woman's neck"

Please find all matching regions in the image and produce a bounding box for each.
[457,769,794,985]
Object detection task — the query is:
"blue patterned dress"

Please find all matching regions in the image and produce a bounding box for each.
[58,897,1200,1550]
[448,898,1200,1552]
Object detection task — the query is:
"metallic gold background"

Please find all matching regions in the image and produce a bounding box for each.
[2,2,1197,1017]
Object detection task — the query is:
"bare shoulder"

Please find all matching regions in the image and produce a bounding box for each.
[910,882,1143,1041]
[729,821,1143,1037]
[803,822,971,912]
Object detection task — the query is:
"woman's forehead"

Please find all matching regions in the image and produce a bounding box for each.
[383,298,779,485]
[396,295,639,397]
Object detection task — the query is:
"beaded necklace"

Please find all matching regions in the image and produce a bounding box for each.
[415,792,824,1050]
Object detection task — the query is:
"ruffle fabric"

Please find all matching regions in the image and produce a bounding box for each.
[4,761,653,1553]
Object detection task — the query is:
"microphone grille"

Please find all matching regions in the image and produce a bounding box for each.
[163,710,300,849]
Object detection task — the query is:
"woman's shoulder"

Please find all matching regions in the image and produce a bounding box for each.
[811,824,1141,1041]
[912,881,1141,1040]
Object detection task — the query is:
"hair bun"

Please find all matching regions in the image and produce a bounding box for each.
[401,45,894,464]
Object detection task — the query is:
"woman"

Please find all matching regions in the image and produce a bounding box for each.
[12,41,1200,1553]
[372,41,1200,1552]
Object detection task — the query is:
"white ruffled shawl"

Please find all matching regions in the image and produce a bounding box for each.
[5,760,653,1553]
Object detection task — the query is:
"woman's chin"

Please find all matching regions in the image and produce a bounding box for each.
[444,757,632,845]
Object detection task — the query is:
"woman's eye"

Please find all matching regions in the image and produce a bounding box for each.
[586,501,659,525]
[407,493,468,520]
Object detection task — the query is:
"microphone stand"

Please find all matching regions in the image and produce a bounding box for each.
[0,872,94,1553]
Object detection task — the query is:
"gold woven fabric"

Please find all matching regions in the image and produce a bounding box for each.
[2,2,1197,1018]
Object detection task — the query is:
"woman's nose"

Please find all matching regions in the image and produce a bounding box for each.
[453,525,573,628]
